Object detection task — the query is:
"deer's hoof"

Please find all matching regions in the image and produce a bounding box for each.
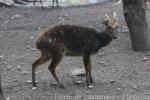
[32,87,37,90]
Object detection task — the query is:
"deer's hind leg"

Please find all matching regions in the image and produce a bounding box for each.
[56,0,59,7]
[33,0,37,7]
[48,51,63,88]
[52,0,55,8]
[32,51,51,87]
[39,0,44,8]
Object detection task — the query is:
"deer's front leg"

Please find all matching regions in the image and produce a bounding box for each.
[83,54,93,88]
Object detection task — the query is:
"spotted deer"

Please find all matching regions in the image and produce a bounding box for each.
[32,12,118,88]
[33,0,59,8]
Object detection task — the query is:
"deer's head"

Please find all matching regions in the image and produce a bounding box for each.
[101,11,118,39]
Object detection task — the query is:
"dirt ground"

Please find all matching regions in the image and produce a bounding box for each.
[1,1,150,100]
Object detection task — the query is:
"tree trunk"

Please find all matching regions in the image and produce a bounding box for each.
[122,0,150,51]
[0,72,4,100]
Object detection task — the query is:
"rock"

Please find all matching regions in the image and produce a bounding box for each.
[85,91,91,94]
[88,85,94,89]
[64,14,69,17]
[71,68,85,76]
[29,36,34,39]
[98,61,104,64]
[22,71,30,75]
[2,61,7,64]
[4,21,9,24]
[107,84,111,87]
[123,29,129,33]
[7,65,13,70]
[143,57,147,61]
[133,85,138,89]
[1,68,4,70]
[38,27,41,30]
[0,0,14,6]
[25,80,38,84]
[13,79,18,82]
[26,45,30,49]
[11,14,23,19]
[21,62,25,65]
[75,80,83,84]
[98,52,105,56]
[110,80,116,83]
[58,16,62,20]
[6,96,10,100]
[118,26,129,33]
[117,88,121,91]
[113,49,119,52]
[0,55,3,58]
[14,76,19,78]
[31,48,36,51]
[17,65,21,71]
[50,83,57,86]
[35,71,42,74]
[14,88,19,91]
[58,16,65,21]
[25,80,32,83]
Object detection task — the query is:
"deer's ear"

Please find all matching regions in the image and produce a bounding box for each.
[113,11,117,21]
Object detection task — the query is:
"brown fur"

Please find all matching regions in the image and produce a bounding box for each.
[32,17,118,88]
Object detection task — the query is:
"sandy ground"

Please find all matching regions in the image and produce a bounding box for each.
[1,1,150,100]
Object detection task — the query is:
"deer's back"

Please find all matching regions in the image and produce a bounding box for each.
[37,25,101,56]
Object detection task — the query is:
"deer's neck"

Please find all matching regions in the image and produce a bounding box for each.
[98,30,113,47]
